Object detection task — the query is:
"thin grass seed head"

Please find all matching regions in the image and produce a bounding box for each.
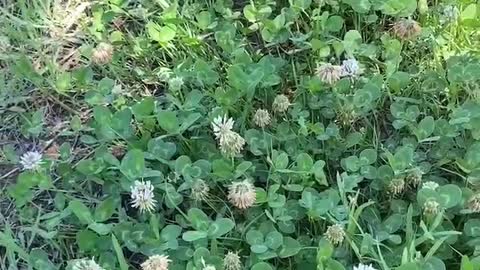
[19,151,43,171]
[392,19,422,40]
[228,179,256,209]
[223,251,242,270]
[422,181,439,190]
[72,258,105,270]
[130,180,157,213]
[325,224,345,245]
[272,94,291,113]
[353,264,378,270]
[141,254,171,270]
[253,109,271,128]
[315,63,342,84]
[92,42,113,65]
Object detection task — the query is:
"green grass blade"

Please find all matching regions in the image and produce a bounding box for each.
[111,234,129,270]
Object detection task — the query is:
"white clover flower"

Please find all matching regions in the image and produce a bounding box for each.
[392,19,421,40]
[211,115,245,157]
[191,179,209,201]
[406,168,423,186]
[157,67,172,81]
[468,194,480,213]
[388,178,405,195]
[130,180,157,213]
[440,5,459,24]
[200,258,216,270]
[272,94,290,113]
[92,42,113,65]
[219,131,245,157]
[167,171,181,183]
[223,251,241,270]
[228,179,256,209]
[315,63,342,85]
[168,77,184,91]
[253,109,271,128]
[0,35,11,53]
[340,58,362,77]
[353,263,378,270]
[211,115,235,142]
[422,181,439,190]
[141,254,171,270]
[423,199,440,215]
[72,258,104,270]
[19,151,43,171]
[325,224,345,245]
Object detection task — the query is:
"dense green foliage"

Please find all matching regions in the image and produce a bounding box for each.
[1,0,480,270]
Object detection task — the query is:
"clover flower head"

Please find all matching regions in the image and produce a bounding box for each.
[212,115,235,141]
[315,63,342,84]
[325,224,345,245]
[272,94,291,113]
[392,19,421,40]
[253,109,271,128]
[468,194,480,213]
[422,181,439,190]
[353,263,378,270]
[211,115,245,157]
[406,168,423,186]
[92,42,113,65]
[156,67,172,81]
[441,5,459,24]
[423,199,440,215]
[72,258,104,270]
[219,131,245,157]
[389,178,405,195]
[191,179,209,201]
[19,151,43,171]
[141,254,171,270]
[340,58,362,77]
[223,251,242,270]
[228,179,256,209]
[0,35,11,53]
[130,180,157,213]
[168,77,184,91]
